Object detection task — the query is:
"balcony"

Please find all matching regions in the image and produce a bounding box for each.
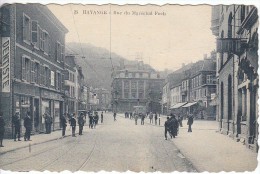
[216,38,247,56]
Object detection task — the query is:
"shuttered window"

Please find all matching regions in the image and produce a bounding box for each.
[31,60,35,83]
[31,20,38,47]
[23,14,31,43]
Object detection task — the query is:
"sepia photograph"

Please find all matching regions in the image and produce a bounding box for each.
[0,0,259,173]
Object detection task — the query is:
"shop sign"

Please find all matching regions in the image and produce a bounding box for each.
[1,37,10,93]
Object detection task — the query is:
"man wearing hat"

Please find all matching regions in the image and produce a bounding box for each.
[12,112,21,141]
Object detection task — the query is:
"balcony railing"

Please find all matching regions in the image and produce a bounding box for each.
[216,38,247,56]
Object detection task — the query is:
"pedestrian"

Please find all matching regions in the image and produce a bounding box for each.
[149,112,153,124]
[44,113,50,134]
[169,114,179,138]
[24,111,32,141]
[101,111,103,123]
[141,114,145,125]
[164,117,170,140]
[187,113,194,132]
[0,112,5,147]
[200,111,204,119]
[130,112,133,119]
[154,112,158,125]
[70,113,77,137]
[60,113,67,137]
[113,112,117,121]
[134,113,138,125]
[178,115,183,127]
[78,113,85,135]
[89,112,93,129]
[125,112,127,118]
[12,112,21,141]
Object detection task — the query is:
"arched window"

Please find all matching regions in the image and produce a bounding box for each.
[228,13,233,38]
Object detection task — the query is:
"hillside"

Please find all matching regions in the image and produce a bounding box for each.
[66,42,156,90]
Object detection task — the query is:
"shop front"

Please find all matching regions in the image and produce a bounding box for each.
[40,89,64,132]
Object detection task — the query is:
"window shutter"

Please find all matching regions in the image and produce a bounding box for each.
[31,20,38,44]
[56,72,59,90]
[40,65,44,85]
[61,45,64,62]
[31,61,35,83]
[55,42,58,61]
[61,73,64,92]
[48,68,51,87]
[22,56,26,80]
[23,15,26,41]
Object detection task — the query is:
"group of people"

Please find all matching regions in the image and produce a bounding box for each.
[0,110,106,147]
[88,111,103,129]
[164,113,194,140]
[0,111,33,147]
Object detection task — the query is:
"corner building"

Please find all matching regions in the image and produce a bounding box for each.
[0,4,68,137]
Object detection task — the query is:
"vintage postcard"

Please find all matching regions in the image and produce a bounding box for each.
[0,0,259,173]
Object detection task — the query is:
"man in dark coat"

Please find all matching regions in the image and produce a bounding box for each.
[0,112,5,147]
[24,112,32,141]
[187,114,194,132]
[78,113,85,135]
[154,112,158,125]
[164,117,170,140]
[113,112,117,121]
[169,114,179,138]
[12,112,21,141]
[60,113,67,137]
[101,111,104,123]
[70,114,76,137]
[89,112,93,129]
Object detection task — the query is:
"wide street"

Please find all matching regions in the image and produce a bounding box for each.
[0,112,196,172]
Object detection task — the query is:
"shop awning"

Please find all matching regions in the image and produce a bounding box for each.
[182,102,197,108]
[171,102,187,109]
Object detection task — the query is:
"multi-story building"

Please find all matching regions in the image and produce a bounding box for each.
[64,55,79,115]
[211,5,258,151]
[164,55,217,119]
[111,61,164,113]
[0,4,68,136]
[187,53,217,119]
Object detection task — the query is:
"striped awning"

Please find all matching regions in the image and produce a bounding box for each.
[182,102,198,108]
[170,102,187,109]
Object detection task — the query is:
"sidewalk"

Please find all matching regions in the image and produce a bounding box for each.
[0,127,78,155]
[119,113,258,172]
[169,120,258,172]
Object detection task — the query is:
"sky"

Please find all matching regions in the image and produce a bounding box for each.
[47,4,216,71]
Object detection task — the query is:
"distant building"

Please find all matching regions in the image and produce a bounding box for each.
[211,5,258,151]
[163,54,217,119]
[111,61,164,113]
[0,4,68,137]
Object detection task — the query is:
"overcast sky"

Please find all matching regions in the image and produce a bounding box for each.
[48,4,216,71]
